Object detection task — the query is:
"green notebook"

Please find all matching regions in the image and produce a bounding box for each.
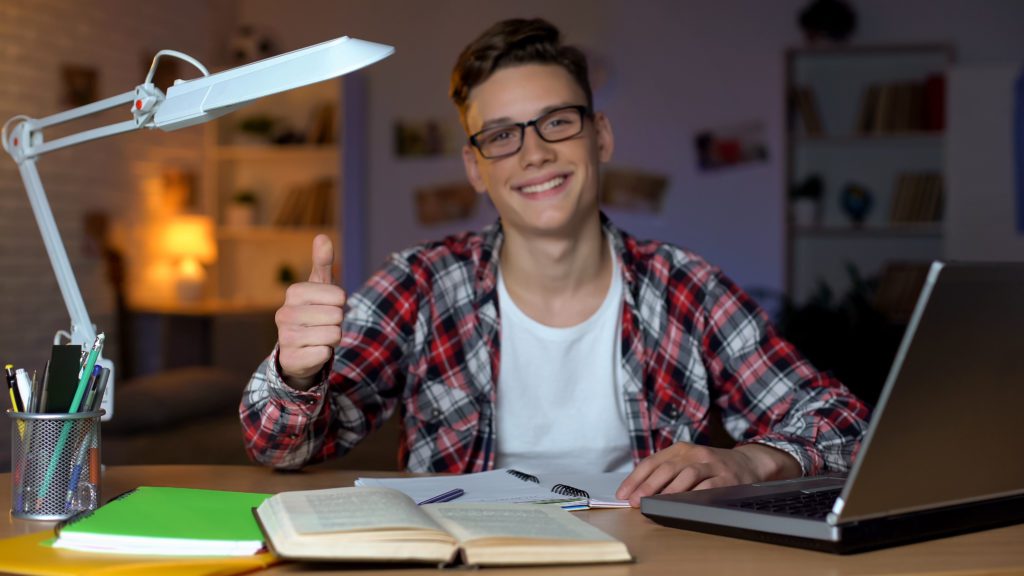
[53,486,271,556]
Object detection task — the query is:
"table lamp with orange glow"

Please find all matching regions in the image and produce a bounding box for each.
[2,37,394,419]
[161,215,218,303]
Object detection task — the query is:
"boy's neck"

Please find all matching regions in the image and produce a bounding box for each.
[499,215,612,327]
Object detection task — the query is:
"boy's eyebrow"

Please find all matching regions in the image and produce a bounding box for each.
[477,102,579,131]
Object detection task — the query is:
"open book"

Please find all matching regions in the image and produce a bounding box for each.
[254,486,632,566]
[355,468,631,509]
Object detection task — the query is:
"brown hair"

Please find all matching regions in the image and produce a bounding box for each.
[450,18,593,123]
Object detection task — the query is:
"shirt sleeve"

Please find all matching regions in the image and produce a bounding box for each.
[697,269,871,475]
[239,254,421,469]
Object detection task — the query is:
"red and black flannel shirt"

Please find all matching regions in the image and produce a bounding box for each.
[240,217,870,473]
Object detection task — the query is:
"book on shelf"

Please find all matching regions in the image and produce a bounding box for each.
[858,75,945,135]
[873,262,931,323]
[794,86,824,137]
[355,468,631,509]
[53,486,270,556]
[254,485,633,567]
[889,172,943,223]
[272,178,335,227]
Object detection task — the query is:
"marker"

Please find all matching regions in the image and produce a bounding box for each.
[5,364,22,412]
[15,368,32,414]
[5,364,24,440]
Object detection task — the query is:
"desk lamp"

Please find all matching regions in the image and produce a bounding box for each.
[2,36,394,419]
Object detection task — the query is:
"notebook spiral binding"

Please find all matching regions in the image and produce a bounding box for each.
[54,488,137,534]
[506,469,540,483]
[551,484,590,499]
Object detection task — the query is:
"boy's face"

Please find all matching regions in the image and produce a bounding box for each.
[461,64,613,239]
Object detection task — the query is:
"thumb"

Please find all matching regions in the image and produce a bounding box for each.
[308,234,334,284]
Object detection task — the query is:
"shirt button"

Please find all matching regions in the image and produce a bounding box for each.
[306,398,316,405]
[431,408,443,419]
[668,406,679,419]
[288,433,299,440]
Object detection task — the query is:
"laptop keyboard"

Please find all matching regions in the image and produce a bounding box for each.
[726,488,840,520]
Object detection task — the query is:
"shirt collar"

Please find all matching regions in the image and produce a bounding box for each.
[473,212,638,300]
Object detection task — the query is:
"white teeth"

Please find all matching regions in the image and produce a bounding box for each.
[520,176,565,194]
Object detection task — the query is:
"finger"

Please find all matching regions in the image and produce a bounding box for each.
[616,454,665,500]
[662,463,713,494]
[309,234,334,284]
[279,345,334,379]
[692,475,730,491]
[280,324,343,349]
[284,282,347,307]
[278,304,345,329]
[617,442,698,500]
[628,464,684,507]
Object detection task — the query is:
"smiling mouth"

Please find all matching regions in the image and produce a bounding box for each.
[518,175,566,194]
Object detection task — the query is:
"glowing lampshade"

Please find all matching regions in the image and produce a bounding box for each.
[159,215,217,302]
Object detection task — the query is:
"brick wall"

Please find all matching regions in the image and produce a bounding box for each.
[0,0,219,373]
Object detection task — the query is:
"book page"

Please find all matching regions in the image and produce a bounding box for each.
[423,503,621,544]
[271,487,443,535]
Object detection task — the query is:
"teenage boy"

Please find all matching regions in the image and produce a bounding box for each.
[241,18,869,506]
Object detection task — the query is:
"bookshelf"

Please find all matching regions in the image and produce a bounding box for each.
[785,45,953,310]
[202,79,342,307]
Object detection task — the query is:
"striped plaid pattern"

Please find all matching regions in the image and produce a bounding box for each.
[240,216,869,473]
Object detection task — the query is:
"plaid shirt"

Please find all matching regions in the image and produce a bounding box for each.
[240,217,869,474]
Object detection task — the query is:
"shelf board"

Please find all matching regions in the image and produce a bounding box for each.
[218,226,337,241]
[212,144,339,161]
[793,132,944,146]
[793,223,943,237]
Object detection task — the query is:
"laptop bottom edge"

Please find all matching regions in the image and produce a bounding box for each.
[644,493,1024,555]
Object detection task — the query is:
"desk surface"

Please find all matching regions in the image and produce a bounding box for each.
[2,465,1022,576]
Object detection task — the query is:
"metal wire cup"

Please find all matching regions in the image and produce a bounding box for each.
[8,410,103,520]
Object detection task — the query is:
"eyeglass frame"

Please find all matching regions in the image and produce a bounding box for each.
[467,104,593,159]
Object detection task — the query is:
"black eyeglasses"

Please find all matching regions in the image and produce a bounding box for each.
[468,105,591,159]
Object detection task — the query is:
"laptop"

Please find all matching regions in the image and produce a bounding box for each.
[641,261,1024,554]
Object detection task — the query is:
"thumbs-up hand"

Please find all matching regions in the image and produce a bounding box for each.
[275,234,347,390]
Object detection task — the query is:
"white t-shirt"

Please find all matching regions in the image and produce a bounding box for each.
[494,244,633,474]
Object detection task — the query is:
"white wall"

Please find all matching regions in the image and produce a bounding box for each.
[946,64,1024,261]
[236,0,1024,305]
[0,0,221,371]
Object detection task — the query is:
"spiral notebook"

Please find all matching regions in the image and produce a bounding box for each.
[355,468,630,509]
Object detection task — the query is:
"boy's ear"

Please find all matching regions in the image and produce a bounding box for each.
[594,112,615,163]
[462,144,488,193]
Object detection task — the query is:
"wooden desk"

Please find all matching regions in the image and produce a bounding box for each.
[2,465,1022,575]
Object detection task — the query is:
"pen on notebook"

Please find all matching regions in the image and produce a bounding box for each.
[417,488,465,505]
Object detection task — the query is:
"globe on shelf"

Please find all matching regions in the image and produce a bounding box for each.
[840,183,873,226]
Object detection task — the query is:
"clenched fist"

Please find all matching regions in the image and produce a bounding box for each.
[275,234,347,390]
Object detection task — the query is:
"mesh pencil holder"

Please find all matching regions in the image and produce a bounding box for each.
[8,410,103,520]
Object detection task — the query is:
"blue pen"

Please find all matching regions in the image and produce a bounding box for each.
[417,488,465,505]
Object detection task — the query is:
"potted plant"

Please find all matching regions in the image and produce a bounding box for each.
[225,190,258,227]
[790,174,824,228]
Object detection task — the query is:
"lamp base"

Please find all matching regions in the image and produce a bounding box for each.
[176,278,204,303]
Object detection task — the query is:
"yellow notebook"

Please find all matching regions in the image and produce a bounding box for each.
[0,530,279,576]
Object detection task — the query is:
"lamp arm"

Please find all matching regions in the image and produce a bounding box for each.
[1,90,154,422]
